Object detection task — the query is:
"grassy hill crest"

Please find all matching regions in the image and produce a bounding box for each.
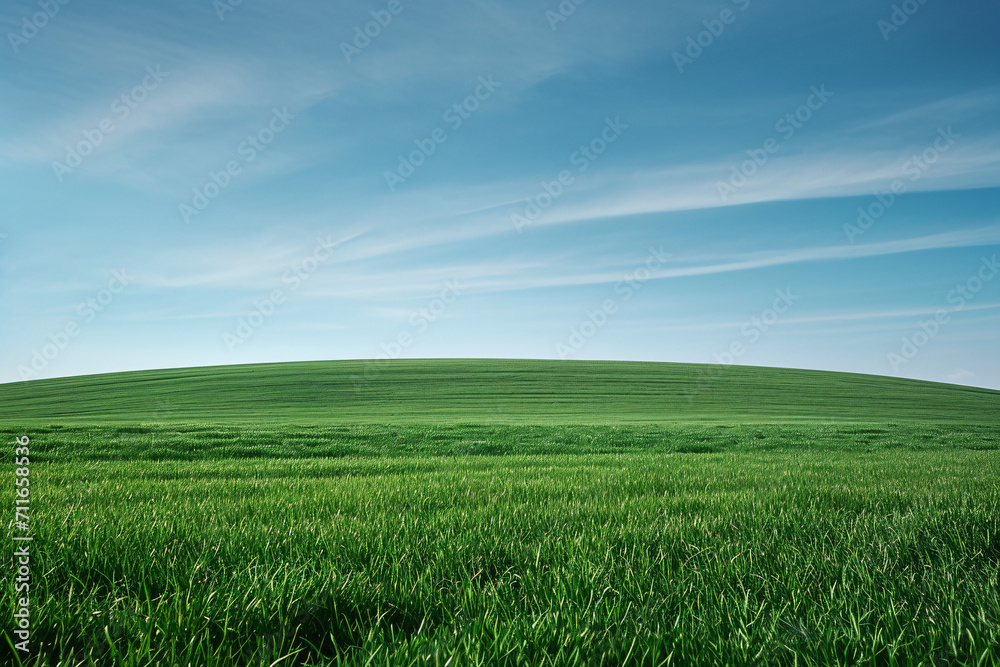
[2,359,997,425]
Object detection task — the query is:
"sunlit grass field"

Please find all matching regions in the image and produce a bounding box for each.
[2,360,999,665]
[3,359,999,425]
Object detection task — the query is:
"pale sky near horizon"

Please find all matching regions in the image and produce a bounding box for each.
[2,0,999,388]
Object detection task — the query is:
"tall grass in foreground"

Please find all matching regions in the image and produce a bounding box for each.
[4,447,999,666]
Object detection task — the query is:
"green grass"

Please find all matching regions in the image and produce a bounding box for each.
[1,359,998,425]
[5,447,1000,666]
[2,360,999,665]
[1,422,997,463]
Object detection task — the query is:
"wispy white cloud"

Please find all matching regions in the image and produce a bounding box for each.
[1,62,256,165]
[154,225,999,300]
[647,227,1000,280]
[848,88,1000,133]
[526,139,1000,228]
[650,301,1000,334]
[946,368,977,383]
[297,127,1000,264]
[137,231,365,290]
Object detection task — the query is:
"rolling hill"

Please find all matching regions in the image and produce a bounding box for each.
[1,359,998,425]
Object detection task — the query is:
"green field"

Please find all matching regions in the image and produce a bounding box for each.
[2,360,999,666]
[3,359,999,425]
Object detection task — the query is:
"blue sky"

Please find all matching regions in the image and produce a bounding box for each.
[1,0,999,388]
